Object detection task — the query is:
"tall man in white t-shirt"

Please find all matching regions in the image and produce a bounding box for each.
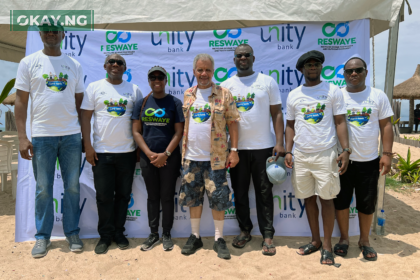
[179,53,241,259]
[285,50,350,266]
[15,25,85,258]
[333,57,393,261]
[81,54,142,254]
[221,44,284,256]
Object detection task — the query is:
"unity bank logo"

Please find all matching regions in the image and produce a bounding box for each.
[322,64,347,86]
[126,193,141,221]
[260,24,306,50]
[318,22,356,49]
[101,31,138,55]
[209,29,248,51]
[151,31,195,52]
[53,193,87,222]
[274,190,306,219]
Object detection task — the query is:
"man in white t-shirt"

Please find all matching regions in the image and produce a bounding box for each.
[220,44,284,256]
[285,50,350,266]
[81,54,142,254]
[333,57,393,261]
[15,25,85,258]
[179,53,241,259]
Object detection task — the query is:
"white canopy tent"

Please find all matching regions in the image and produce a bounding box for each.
[1,0,412,232]
[0,0,409,63]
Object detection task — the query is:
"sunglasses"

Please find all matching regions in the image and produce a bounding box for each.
[107,59,125,66]
[149,75,166,81]
[344,67,365,75]
[234,53,253,59]
[304,62,322,69]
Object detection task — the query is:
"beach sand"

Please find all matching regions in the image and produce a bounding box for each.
[0,143,419,280]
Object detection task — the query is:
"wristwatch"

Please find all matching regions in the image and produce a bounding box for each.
[164,150,171,157]
[231,148,238,152]
[343,148,352,154]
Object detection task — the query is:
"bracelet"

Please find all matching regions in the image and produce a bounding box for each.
[285,152,293,156]
[382,151,394,157]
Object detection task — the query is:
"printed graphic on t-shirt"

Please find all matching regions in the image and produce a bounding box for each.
[142,107,169,126]
[42,72,68,92]
[301,103,326,124]
[233,93,255,112]
[347,106,372,127]
[104,98,128,116]
[190,103,211,123]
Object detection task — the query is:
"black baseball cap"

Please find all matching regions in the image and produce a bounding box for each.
[296,50,325,70]
[147,66,167,76]
[38,23,65,32]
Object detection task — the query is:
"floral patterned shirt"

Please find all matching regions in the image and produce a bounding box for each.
[182,83,240,170]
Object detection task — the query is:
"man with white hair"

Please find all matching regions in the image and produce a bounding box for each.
[179,53,241,259]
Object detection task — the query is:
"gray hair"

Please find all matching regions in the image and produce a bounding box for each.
[193,53,214,69]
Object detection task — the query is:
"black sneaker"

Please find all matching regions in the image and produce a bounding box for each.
[94,239,111,255]
[162,232,174,251]
[181,234,203,255]
[141,233,160,251]
[213,238,231,259]
[114,234,129,250]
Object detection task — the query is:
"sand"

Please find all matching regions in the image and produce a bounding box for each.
[1,142,419,280]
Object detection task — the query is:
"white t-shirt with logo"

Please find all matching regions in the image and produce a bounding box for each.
[221,72,281,149]
[81,79,142,153]
[15,50,85,137]
[286,82,346,153]
[185,87,213,161]
[340,86,393,161]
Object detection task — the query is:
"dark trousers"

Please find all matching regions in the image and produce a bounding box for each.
[415,120,419,132]
[230,147,275,239]
[92,151,136,240]
[140,151,181,233]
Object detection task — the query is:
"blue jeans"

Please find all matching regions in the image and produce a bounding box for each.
[32,133,82,240]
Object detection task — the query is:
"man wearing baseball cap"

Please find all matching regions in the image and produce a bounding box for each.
[81,54,143,254]
[284,50,350,266]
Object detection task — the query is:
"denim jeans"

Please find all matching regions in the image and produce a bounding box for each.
[92,151,136,240]
[32,133,82,240]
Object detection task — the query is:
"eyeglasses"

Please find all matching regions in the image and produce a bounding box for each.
[106,59,125,66]
[344,67,365,75]
[149,75,166,81]
[304,62,322,69]
[234,53,253,59]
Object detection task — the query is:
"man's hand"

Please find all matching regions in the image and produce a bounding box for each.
[337,152,349,175]
[226,151,239,168]
[379,155,392,176]
[284,154,293,168]
[273,144,285,161]
[19,138,34,160]
[85,145,98,166]
[150,153,167,168]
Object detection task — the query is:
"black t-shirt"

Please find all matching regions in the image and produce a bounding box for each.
[132,94,184,156]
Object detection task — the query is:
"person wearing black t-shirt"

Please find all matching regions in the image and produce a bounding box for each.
[132,66,184,251]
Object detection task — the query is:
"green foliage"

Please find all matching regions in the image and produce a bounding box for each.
[247,93,251,98]
[119,98,123,104]
[362,107,367,113]
[123,100,128,105]
[64,74,68,80]
[190,106,194,112]
[321,104,326,110]
[42,74,49,79]
[394,148,420,183]
[347,109,351,115]
[406,169,420,184]
[390,116,400,125]
[59,72,63,79]
[251,93,255,99]
[0,78,15,104]
[233,96,237,101]
[367,108,372,114]
[301,108,306,113]
[316,103,321,110]
[104,100,109,105]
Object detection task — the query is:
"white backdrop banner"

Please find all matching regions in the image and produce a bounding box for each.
[16,19,370,242]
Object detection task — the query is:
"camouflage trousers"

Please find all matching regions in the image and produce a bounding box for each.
[179,159,232,211]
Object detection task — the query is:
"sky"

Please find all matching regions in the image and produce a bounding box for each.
[1,2,419,127]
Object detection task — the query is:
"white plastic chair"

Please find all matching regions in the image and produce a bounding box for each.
[0,140,13,194]
[0,132,19,199]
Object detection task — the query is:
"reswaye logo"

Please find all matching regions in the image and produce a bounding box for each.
[318,22,356,48]
[214,67,237,84]
[321,64,347,86]
[209,29,248,51]
[274,190,306,219]
[126,193,141,221]
[151,31,195,52]
[101,31,138,55]
[224,193,236,219]
[143,108,170,124]
[60,31,87,57]
[260,24,306,49]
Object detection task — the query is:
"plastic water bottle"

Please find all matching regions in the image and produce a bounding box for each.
[376,209,386,235]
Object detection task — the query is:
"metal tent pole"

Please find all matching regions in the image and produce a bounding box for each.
[373,3,403,232]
